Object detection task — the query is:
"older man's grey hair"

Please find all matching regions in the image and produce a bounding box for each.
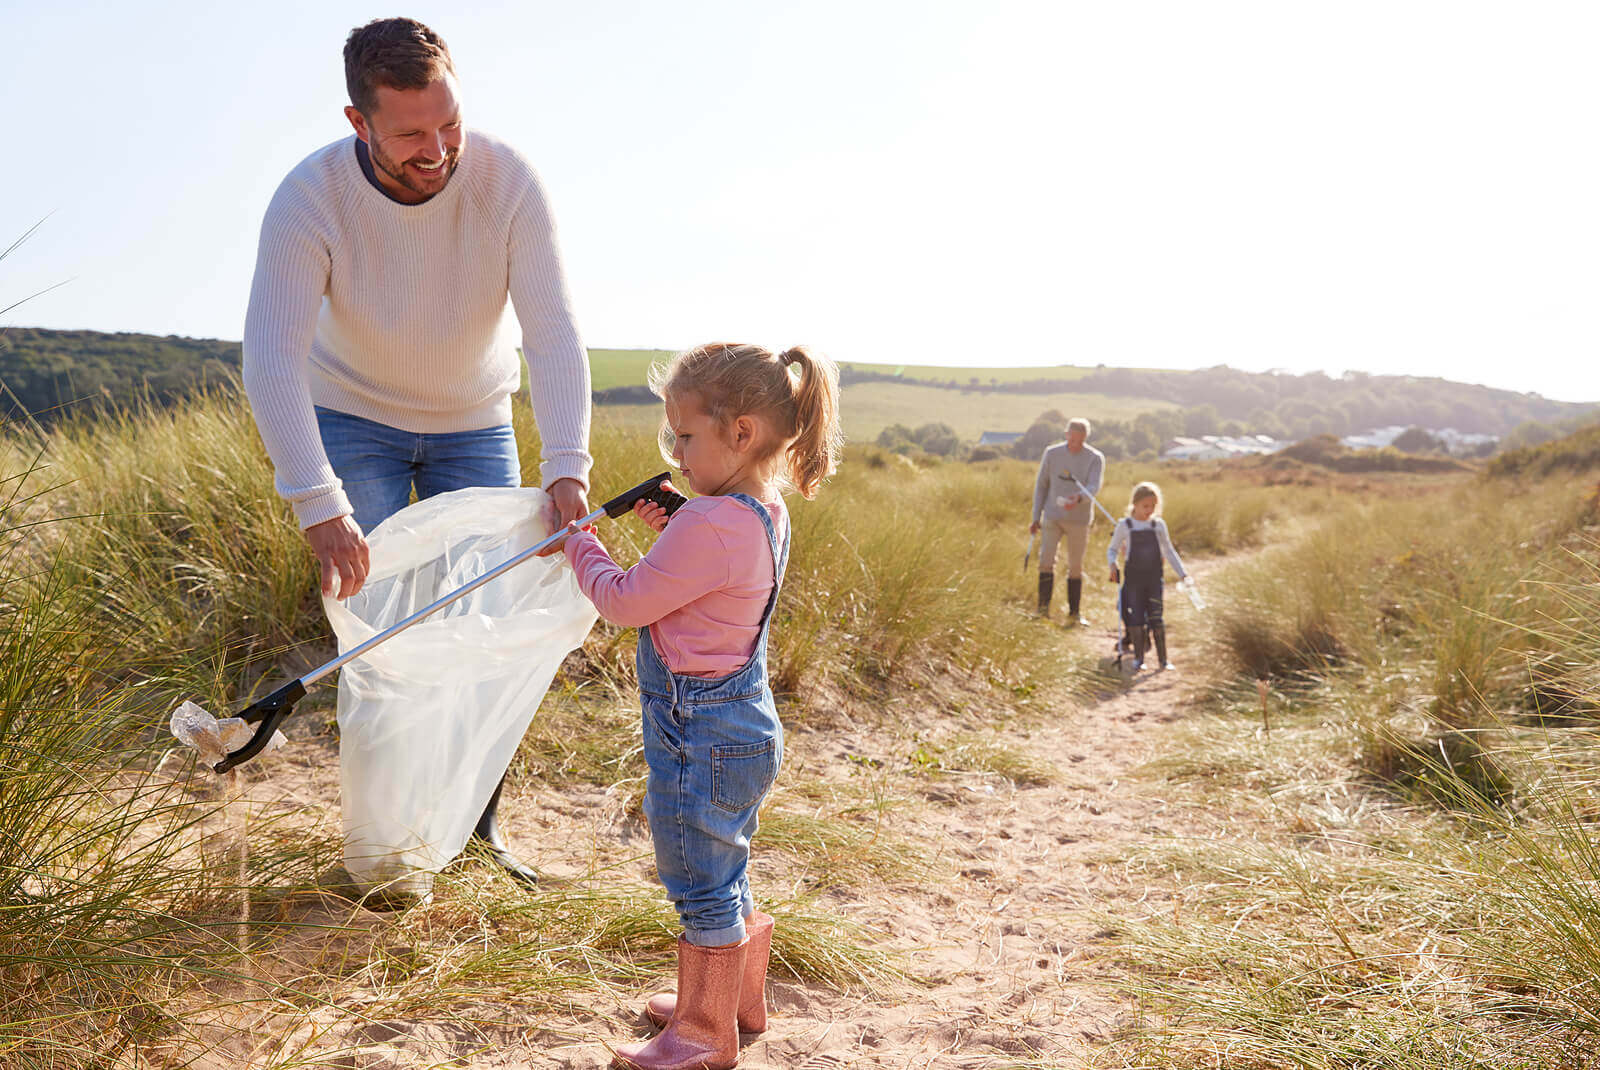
[1067,417,1092,437]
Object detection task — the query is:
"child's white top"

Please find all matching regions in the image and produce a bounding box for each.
[1106,516,1189,580]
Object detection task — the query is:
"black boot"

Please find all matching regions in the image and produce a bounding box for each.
[1126,626,1147,670]
[1037,572,1054,616]
[1066,578,1085,625]
[471,776,540,887]
[1152,625,1173,670]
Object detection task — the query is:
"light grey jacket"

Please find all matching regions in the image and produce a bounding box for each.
[1032,441,1105,525]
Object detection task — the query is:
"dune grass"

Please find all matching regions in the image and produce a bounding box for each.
[1096,465,1600,1068]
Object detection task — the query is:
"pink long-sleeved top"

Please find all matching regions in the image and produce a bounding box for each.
[563,495,788,678]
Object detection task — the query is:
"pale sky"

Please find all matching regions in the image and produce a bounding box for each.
[4,1,1596,402]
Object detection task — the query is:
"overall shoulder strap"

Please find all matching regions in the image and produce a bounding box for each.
[729,493,786,629]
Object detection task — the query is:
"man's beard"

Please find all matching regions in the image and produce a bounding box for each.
[370,135,461,200]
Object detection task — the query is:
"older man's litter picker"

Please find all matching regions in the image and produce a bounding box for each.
[209,473,686,774]
[1063,473,1119,525]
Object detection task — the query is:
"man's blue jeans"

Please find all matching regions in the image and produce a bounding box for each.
[315,406,521,533]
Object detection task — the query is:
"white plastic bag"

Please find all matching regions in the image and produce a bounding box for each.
[322,486,598,897]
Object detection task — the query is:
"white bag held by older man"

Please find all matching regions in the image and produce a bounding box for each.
[322,486,598,899]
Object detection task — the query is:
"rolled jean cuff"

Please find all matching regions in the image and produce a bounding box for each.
[685,919,747,948]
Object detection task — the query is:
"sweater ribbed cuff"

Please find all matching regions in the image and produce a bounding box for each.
[292,487,355,530]
[541,451,593,493]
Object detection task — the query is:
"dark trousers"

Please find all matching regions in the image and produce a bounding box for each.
[1120,575,1164,629]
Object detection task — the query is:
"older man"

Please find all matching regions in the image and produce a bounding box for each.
[1029,418,1105,624]
[242,17,590,886]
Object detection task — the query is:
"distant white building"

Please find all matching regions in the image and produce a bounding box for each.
[1340,426,1408,450]
[977,431,1024,447]
[1162,434,1285,461]
[1341,425,1499,455]
[1433,427,1498,454]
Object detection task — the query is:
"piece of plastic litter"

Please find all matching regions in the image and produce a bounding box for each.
[1179,577,1206,611]
[170,700,287,767]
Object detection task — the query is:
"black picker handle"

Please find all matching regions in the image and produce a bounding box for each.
[600,472,688,520]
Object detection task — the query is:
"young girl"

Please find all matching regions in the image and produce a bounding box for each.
[1106,481,1191,671]
[562,342,841,1070]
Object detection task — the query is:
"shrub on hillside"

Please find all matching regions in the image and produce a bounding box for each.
[1278,434,1470,474]
[1010,418,1064,461]
[1487,421,1600,478]
[1391,426,1442,453]
[875,422,964,458]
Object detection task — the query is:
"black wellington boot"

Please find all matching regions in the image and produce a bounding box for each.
[1126,626,1147,670]
[1066,578,1085,625]
[1037,573,1054,617]
[471,776,540,887]
[1152,625,1173,670]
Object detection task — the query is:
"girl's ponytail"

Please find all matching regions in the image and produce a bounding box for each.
[779,346,843,499]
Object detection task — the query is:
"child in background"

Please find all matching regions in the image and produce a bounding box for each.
[1106,481,1191,671]
[563,342,842,1070]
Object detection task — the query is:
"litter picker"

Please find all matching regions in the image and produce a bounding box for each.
[1062,474,1119,525]
[206,473,686,774]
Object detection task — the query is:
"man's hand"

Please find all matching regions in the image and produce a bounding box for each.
[540,478,591,556]
[1029,520,1041,535]
[306,515,370,600]
[548,478,589,525]
[1064,494,1081,507]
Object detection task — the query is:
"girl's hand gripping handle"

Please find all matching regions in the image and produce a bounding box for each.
[632,479,684,533]
[599,472,689,520]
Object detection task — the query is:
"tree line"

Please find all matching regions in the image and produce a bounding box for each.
[844,363,1591,441]
[0,328,241,422]
[5,328,1591,459]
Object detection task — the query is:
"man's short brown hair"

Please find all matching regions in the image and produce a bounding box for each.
[344,18,456,117]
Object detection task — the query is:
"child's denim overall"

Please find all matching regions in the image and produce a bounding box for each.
[636,494,789,947]
[1119,519,1165,629]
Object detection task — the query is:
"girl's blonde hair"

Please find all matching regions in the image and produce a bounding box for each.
[649,342,844,499]
[1127,480,1163,517]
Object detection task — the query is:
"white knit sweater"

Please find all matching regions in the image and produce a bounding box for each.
[242,130,591,529]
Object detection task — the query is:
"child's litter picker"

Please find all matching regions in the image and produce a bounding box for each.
[200,473,686,775]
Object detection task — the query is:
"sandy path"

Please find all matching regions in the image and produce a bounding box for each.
[718,646,1197,1070]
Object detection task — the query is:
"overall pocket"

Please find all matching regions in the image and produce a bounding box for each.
[710,739,778,814]
[642,698,683,760]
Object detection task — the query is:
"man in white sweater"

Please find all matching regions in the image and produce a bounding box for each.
[242,17,591,888]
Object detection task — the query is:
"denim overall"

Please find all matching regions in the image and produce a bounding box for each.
[1119,520,1165,630]
[636,494,789,948]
